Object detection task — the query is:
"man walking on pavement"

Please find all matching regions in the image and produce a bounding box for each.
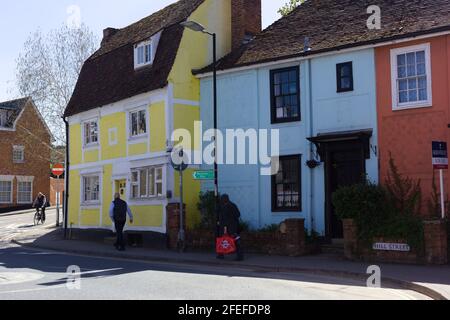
[217,194,244,261]
[109,193,134,251]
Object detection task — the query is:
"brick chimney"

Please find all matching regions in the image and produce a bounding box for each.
[231,0,262,50]
[101,27,118,46]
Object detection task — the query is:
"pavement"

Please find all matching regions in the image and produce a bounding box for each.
[4,209,450,300]
[0,206,58,217]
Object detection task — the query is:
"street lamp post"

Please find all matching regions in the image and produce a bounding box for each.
[180,21,220,230]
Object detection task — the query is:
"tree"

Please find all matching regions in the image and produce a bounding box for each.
[278,0,306,17]
[15,24,98,146]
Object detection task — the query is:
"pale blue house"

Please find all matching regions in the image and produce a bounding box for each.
[196,1,380,239]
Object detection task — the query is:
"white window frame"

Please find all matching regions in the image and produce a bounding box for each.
[82,175,101,205]
[134,39,153,69]
[17,179,33,204]
[12,145,25,163]
[129,109,148,139]
[130,166,164,199]
[83,119,99,148]
[390,43,433,111]
[0,177,13,204]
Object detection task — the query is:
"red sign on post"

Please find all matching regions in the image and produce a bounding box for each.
[52,164,65,177]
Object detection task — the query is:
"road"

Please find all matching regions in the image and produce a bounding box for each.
[0,210,430,300]
[0,208,58,244]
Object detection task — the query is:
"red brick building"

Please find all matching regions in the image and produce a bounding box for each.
[376,35,450,218]
[0,97,52,212]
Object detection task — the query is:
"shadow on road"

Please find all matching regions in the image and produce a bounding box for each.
[17,225,35,229]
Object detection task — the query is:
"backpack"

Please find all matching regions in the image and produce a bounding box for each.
[113,199,127,222]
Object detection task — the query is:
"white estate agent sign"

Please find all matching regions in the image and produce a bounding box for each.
[372,243,411,252]
[432,141,448,219]
[432,141,448,169]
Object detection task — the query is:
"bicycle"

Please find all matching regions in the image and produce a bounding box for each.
[34,208,46,226]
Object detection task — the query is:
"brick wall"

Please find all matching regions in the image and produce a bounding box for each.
[0,101,51,211]
[166,203,186,249]
[185,219,312,257]
[343,219,448,265]
[424,220,448,264]
[231,0,262,50]
[375,36,450,217]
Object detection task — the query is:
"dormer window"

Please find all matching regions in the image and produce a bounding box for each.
[134,39,153,69]
[133,32,161,69]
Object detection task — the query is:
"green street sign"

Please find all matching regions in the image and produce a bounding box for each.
[193,170,215,180]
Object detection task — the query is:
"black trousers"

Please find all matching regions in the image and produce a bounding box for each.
[114,220,126,248]
[235,237,243,259]
[36,208,46,221]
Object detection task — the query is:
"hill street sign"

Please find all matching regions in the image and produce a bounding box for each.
[193,170,215,181]
[373,243,411,252]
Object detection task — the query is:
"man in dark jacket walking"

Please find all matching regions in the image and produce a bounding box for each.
[217,194,244,261]
[109,193,134,251]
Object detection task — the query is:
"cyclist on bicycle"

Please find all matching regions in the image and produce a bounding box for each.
[33,192,47,222]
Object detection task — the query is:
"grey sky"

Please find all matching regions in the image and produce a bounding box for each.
[0,0,285,102]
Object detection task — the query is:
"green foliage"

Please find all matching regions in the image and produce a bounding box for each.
[427,172,442,218]
[385,154,422,216]
[278,0,306,17]
[197,191,252,232]
[305,229,321,244]
[332,156,424,250]
[427,172,450,219]
[239,220,252,233]
[197,191,219,230]
[332,181,387,222]
[258,224,280,233]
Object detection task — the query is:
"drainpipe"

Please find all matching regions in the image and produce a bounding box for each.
[62,117,70,240]
[307,58,315,233]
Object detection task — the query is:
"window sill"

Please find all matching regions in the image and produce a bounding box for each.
[134,63,153,70]
[271,116,302,125]
[271,120,302,127]
[337,88,354,93]
[13,161,25,164]
[128,135,148,143]
[81,203,101,208]
[83,144,100,151]
[392,102,432,111]
[272,209,302,213]
[129,196,166,203]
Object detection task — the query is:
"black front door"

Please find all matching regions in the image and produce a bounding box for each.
[326,142,366,239]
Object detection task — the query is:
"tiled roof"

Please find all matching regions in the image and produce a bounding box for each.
[0,97,30,126]
[0,97,29,111]
[64,0,205,117]
[196,0,450,74]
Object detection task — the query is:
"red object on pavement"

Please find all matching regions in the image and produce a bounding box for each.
[52,163,65,177]
[216,234,237,255]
